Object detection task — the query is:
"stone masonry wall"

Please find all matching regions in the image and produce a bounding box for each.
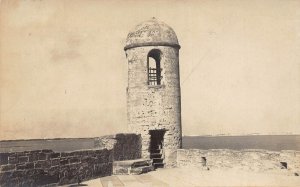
[94,133,142,161]
[0,133,142,187]
[94,135,117,150]
[0,148,113,186]
[113,134,142,161]
[177,149,300,173]
[126,46,182,168]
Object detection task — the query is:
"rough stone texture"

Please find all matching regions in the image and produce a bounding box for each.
[94,133,142,161]
[0,149,113,186]
[113,134,142,161]
[0,133,142,186]
[126,45,182,168]
[113,159,152,175]
[125,18,179,49]
[125,20,182,168]
[177,149,300,173]
[94,135,117,150]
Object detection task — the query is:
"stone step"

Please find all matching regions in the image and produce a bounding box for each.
[150,153,163,159]
[152,158,164,163]
[132,160,152,168]
[153,162,165,169]
[130,165,155,175]
[150,149,163,154]
[113,159,153,175]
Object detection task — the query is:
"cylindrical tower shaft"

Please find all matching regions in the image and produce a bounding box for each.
[125,18,182,168]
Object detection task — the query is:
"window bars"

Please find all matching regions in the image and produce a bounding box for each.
[148,67,162,85]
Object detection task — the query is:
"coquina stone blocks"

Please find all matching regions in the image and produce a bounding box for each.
[177,149,300,174]
[0,133,142,187]
[124,18,182,168]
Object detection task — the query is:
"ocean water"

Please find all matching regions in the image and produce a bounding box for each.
[182,135,300,151]
[0,138,95,152]
[1,135,300,153]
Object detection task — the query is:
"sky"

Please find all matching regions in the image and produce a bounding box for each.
[0,0,299,140]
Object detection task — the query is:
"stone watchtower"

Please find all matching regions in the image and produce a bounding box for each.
[124,18,182,168]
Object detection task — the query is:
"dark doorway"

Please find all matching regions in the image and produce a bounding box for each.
[149,130,165,168]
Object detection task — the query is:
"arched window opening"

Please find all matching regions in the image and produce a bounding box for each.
[148,49,162,85]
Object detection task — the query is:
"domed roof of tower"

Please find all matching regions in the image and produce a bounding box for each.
[124,17,180,50]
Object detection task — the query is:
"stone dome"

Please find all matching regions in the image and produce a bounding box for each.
[124,18,180,50]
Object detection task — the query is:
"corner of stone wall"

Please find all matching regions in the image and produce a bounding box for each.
[94,135,117,150]
[164,149,178,168]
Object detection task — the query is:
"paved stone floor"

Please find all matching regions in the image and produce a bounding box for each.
[65,167,300,187]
